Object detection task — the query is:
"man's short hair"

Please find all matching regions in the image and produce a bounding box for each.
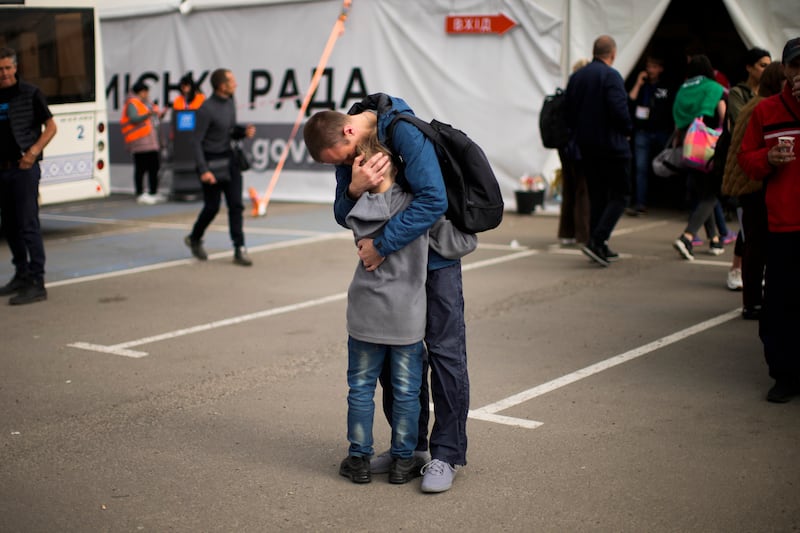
[0,47,17,64]
[210,68,230,91]
[593,36,616,59]
[303,110,350,163]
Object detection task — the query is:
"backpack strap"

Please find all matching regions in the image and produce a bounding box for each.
[386,113,437,145]
[385,113,438,164]
[385,113,447,191]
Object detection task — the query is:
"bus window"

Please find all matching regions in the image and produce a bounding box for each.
[1,4,110,206]
[0,8,96,104]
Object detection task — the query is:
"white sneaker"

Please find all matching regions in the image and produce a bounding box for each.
[727,268,743,291]
[421,459,460,493]
[370,449,430,474]
[150,192,168,204]
[136,193,157,205]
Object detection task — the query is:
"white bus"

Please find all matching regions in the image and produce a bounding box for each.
[0,0,110,205]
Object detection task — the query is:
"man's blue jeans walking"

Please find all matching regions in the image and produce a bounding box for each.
[346,337,423,459]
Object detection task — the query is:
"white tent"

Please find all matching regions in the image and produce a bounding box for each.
[96,0,800,205]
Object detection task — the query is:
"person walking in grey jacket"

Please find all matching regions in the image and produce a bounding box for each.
[184,68,255,266]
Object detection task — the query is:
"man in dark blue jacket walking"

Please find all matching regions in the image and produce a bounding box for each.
[566,35,633,266]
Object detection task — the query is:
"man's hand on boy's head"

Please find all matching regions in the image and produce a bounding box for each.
[349,152,388,198]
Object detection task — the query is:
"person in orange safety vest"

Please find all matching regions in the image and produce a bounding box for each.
[173,74,205,111]
[121,81,166,204]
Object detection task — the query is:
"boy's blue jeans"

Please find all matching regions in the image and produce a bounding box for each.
[346,336,423,459]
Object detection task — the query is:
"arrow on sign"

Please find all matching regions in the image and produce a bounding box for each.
[445,13,517,35]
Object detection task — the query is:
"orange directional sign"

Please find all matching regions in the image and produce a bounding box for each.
[445,13,517,35]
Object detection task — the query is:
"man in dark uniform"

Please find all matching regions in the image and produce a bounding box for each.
[0,47,57,305]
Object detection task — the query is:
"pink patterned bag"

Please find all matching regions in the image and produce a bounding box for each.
[682,117,721,173]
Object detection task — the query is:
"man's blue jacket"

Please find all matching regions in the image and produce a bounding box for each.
[333,93,454,271]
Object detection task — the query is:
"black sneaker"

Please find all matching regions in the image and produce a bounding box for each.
[581,241,609,267]
[184,235,208,260]
[388,456,425,484]
[709,239,724,256]
[339,455,371,484]
[233,247,252,267]
[766,380,797,403]
[0,273,29,296]
[742,305,762,320]
[673,235,694,260]
[625,206,646,217]
[9,278,47,305]
[602,243,619,262]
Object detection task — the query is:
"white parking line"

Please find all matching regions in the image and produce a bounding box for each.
[67,249,539,357]
[69,293,348,358]
[65,238,739,430]
[612,220,670,235]
[469,308,741,428]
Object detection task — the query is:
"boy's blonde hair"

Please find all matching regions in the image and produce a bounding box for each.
[357,130,397,180]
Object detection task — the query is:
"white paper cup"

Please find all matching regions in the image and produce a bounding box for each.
[778,136,795,154]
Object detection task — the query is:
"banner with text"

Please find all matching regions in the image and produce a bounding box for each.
[103,0,563,204]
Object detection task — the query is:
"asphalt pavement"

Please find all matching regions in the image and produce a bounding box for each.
[1,193,798,532]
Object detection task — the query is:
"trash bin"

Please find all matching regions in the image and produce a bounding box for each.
[169,110,202,199]
[515,190,544,214]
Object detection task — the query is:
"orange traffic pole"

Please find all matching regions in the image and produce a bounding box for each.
[255,0,353,216]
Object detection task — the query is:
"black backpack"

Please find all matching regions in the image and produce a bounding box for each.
[539,88,569,149]
[387,113,504,234]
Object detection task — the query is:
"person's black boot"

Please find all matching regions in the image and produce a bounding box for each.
[184,235,208,260]
[9,277,47,305]
[766,380,798,403]
[233,247,252,266]
[0,273,29,296]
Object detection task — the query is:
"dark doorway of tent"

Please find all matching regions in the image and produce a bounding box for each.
[625,0,750,211]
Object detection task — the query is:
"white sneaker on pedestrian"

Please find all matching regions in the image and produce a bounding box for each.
[421,459,460,493]
[136,193,157,205]
[727,268,743,291]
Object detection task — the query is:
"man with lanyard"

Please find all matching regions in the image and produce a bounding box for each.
[0,47,57,305]
[626,54,674,216]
